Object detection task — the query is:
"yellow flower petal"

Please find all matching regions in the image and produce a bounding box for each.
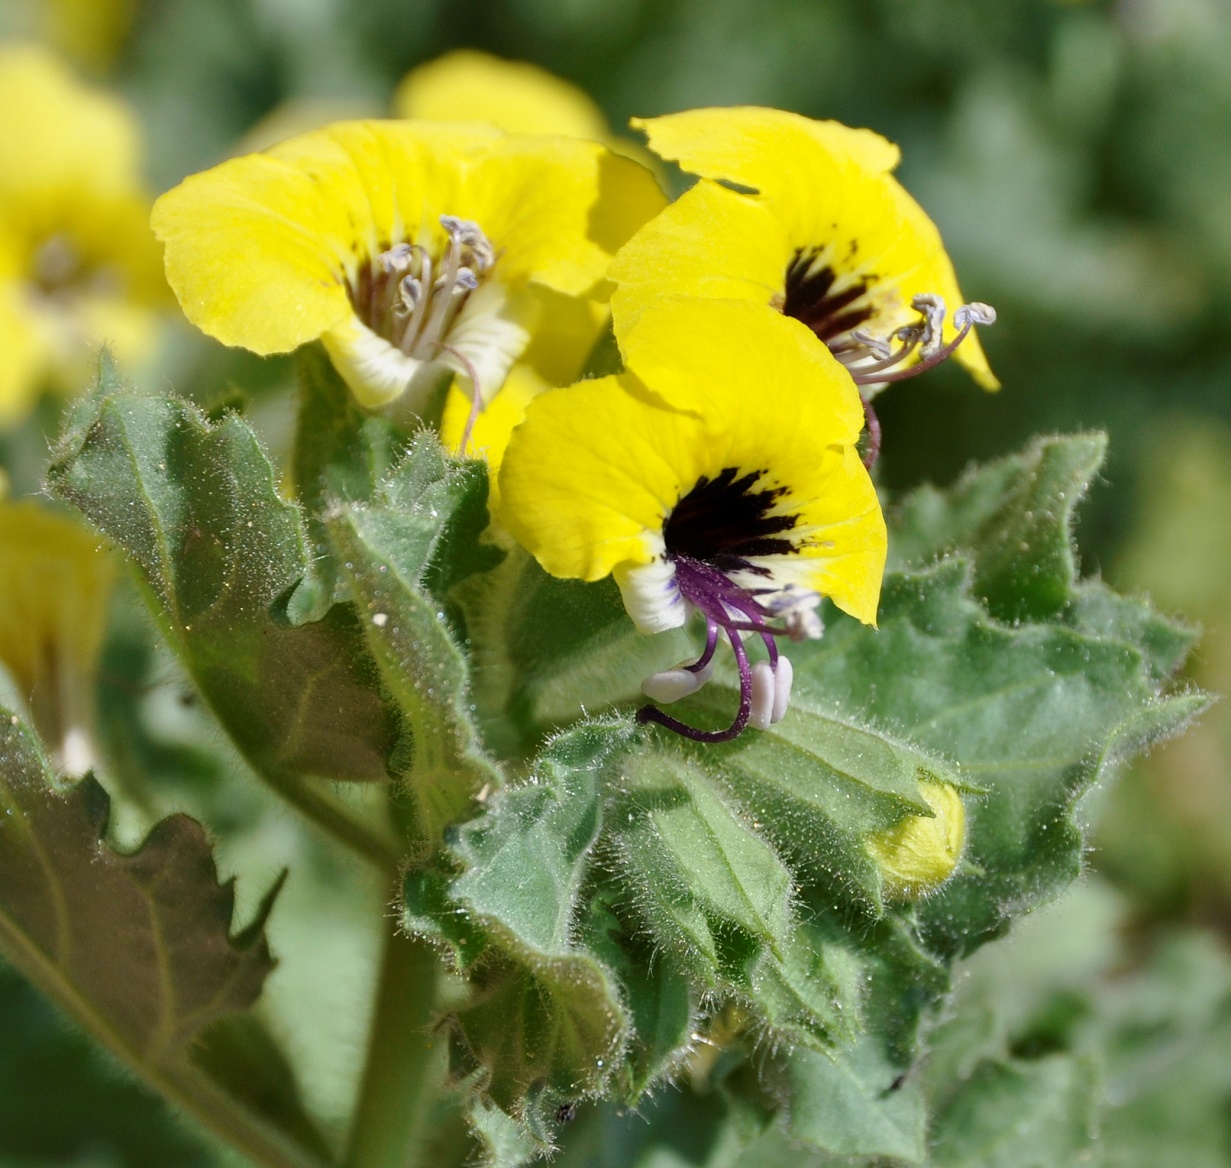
[621,106,998,390]
[617,295,866,443]
[632,105,899,193]
[498,300,886,628]
[0,47,165,423]
[440,362,549,509]
[0,500,116,774]
[394,50,609,141]
[0,282,48,428]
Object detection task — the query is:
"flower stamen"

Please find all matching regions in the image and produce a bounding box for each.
[636,553,814,743]
[361,215,498,368]
[831,294,997,387]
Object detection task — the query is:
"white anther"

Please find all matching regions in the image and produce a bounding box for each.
[850,329,893,360]
[439,215,496,271]
[770,587,824,642]
[642,653,715,704]
[771,656,793,724]
[749,661,776,731]
[642,668,704,704]
[691,657,716,687]
[911,293,948,354]
[378,242,413,273]
[954,301,996,328]
[453,267,479,292]
[399,275,422,308]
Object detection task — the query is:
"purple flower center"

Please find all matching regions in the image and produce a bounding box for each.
[636,468,801,744]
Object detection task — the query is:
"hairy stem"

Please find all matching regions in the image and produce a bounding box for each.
[344,920,445,1168]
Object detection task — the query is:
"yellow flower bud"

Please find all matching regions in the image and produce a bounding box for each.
[866,781,965,900]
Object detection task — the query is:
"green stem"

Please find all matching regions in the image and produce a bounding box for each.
[263,769,402,876]
[345,919,445,1168]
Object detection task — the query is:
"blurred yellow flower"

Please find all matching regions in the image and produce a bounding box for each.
[1,0,135,73]
[0,499,116,776]
[153,120,664,414]
[610,107,997,395]
[394,49,609,141]
[0,44,165,428]
[498,299,885,742]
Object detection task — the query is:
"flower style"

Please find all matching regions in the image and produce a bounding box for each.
[498,299,886,742]
[152,120,664,415]
[609,107,998,403]
[439,361,548,509]
[0,498,116,776]
[0,44,166,428]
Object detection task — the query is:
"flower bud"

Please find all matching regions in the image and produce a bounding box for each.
[866,781,965,900]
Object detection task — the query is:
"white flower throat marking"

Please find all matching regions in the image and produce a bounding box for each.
[353,215,497,364]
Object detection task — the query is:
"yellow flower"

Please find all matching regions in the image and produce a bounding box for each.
[394,51,666,388]
[152,120,664,414]
[393,49,609,141]
[0,44,165,428]
[866,781,966,899]
[498,298,886,742]
[0,499,116,776]
[610,107,998,396]
[1,0,135,72]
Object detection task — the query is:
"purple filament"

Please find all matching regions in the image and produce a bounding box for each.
[850,317,979,387]
[635,555,782,743]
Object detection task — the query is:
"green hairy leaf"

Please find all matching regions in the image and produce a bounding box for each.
[47,385,397,787]
[289,345,402,622]
[888,431,1106,622]
[328,435,502,840]
[0,709,330,1165]
[407,723,631,1119]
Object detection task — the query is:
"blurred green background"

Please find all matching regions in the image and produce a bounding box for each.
[1,0,1230,1163]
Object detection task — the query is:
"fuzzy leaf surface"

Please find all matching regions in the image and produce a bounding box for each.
[928,1053,1099,1168]
[785,1039,927,1163]
[327,436,501,837]
[0,710,330,1165]
[657,686,957,912]
[410,723,631,1115]
[47,388,396,784]
[794,559,1203,959]
[288,344,401,622]
[888,432,1106,622]
[458,548,694,754]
